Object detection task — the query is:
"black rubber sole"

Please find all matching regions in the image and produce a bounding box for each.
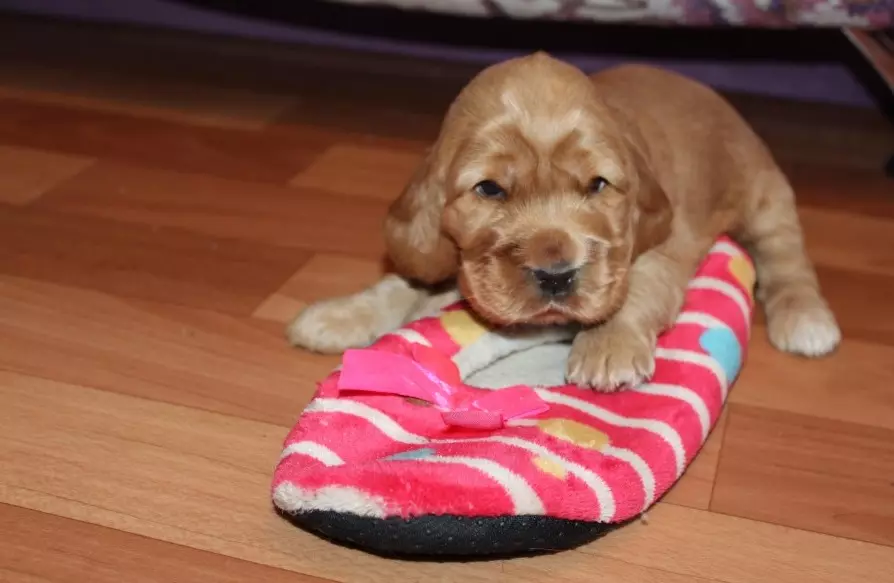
[278,509,623,559]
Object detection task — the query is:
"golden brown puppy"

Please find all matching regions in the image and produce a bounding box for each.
[287,53,840,390]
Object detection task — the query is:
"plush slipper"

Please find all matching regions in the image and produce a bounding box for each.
[272,237,755,557]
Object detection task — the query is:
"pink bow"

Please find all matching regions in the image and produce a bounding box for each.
[335,342,549,431]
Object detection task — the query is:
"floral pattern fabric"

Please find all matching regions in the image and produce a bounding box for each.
[323,0,893,28]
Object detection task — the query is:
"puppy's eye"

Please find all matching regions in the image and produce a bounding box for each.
[474,180,507,200]
[588,176,610,195]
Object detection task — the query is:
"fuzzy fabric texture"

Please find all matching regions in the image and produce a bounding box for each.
[273,237,755,526]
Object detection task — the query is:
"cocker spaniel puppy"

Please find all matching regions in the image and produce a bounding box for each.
[287,53,840,390]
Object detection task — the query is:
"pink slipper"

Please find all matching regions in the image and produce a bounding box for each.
[272,237,755,557]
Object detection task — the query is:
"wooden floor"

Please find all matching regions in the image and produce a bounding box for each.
[1,15,893,583]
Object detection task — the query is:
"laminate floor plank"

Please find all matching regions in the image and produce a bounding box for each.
[733,331,894,431]
[0,144,93,205]
[0,503,336,583]
[799,207,894,279]
[0,207,309,315]
[586,503,894,583]
[253,254,386,324]
[0,61,298,130]
[0,276,336,426]
[289,144,423,201]
[36,162,390,259]
[788,164,894,219]
[0,98,331,183]
[712,404,894,546]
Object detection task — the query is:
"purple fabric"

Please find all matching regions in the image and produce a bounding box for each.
[0,0,880,106]
[320,0,893,28]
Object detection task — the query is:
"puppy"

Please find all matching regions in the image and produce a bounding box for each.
[287,53,840,390]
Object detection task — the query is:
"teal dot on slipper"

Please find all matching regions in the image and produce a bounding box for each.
[385,448,436,461]
[699,327,742,384]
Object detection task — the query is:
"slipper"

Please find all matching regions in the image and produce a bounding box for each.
[272,236,755,557]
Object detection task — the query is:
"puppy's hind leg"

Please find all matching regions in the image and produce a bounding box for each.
[735,168,841,357]
[286,274,457,354]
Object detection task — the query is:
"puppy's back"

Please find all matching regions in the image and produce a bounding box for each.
[589,64,775,211]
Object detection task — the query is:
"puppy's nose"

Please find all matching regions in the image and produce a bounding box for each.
[531,264,578,298]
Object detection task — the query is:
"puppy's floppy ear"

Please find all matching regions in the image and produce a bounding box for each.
[384,146,459,284]
[629,150,673,259]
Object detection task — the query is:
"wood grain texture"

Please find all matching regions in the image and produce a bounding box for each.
[0,98,330,183]
[254,254,386,323]
[36,162,389,258]
[733,332,894,431]
[799,207,894,278]
[0,207,310,314]
[0,62,298,130]
[712,404,894,546]
[503,552,721,583]
[0,13,892,583]
[810,266,894,347]
[589,504,893,583]
[289,144,423,201]
[0,276,336,425]
[0,504,336,583]
[0,144,92,205]
[785,163,894,220]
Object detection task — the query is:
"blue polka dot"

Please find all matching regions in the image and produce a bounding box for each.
[385,448,436,461]
[699,327,742,383]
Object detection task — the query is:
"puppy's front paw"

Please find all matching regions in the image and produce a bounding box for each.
[566,322,656,392]
[286,297,382,355]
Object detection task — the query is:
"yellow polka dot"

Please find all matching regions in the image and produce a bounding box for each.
[536,418,609,450]
[729,254,756,299]
[440,309,489,347]
[533,456,567,479]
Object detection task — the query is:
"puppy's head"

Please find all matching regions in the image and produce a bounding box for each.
[385,53,672,326]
